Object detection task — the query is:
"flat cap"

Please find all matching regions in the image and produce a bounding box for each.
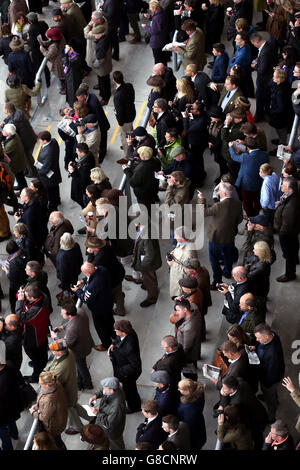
[248,214,269,227]
[178,277,198,288]
[150,370,170,385]
[169,145,186,159]
[101,377,119,390]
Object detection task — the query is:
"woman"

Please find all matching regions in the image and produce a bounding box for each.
[32,432,58,450]
[244,241,272,297]
[5,73,41,118]
[208,106,226,183]
[56,233,83,291]
[0,23,13,65]
[217,405,254,450]
[80,424,110,450]
[39,27,66,95]
[269,68,293,154]
[146,75,165,111]
[142,0,169,65]
[13,222,41,262]
[11,11,29,37]
[227,324,251,351]
[171,77,195,113]
[8,36,34,89]
[266,0,289,44]
[234,95,255,123]
[202,0,224,53]
[8,0,28,26]
[29,179,49,215]
[165,171,191,248]
[229,64,248,97]
[29,371,68,450]
[1,239,27,312]
[90,167,112,194]
[279,45,298,83]
[62,39,84,107]
[177,378,206,450]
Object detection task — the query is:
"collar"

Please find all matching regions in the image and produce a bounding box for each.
[42,141,51,148]
[147,414,158,424]
[229,355,240,364]
[220,196,230,201]
[258,41,266,54]
[169,430,178,438]
[229,390,237,397]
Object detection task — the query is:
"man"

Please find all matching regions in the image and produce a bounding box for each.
[0,163,10,242]
[162,415,191,450]
[76,114,100,165]
[136,400,168,449]
[1,123,27,191]
[125,0,142,44]
[253,323,285,424]
[24,260,52,312]
[89,376,126,450]
[59,0,87,34]
[44,211,74,266]
[157,128,182,170]
[259,163,279,223]
[274,176,300,282]
[45,338,91,435]
[218,75,244,114]
[219,266,252,324]
[36,131,61,212]
[250,33,278,122]
[215,341,250,389]
[113,70,136,156]
[150,370,178,416]
[15,187,48,250]
[160,145,192,181]
[263,420,294,450]
[152,98,177,148]
[242,214,274,265]
[238,293,265,342]
[84,10,108,92]
[15,285,50,383]
[184,63,211,106]
[68,142,94,209]
[239,121,267,152]
[26,11,50,81]
[75,88,110,163]
[73,262,115,350]
[173,19,206,71]
[3,102,37,178]
[123,146,161,213]
[90,23,112,106]
[52,7,78,43]
[108,320,142,414]
[174,299,202,380]
[221,108,247,179]
[152,63,177,102]
[226,0,253,42]
[152,335,186,388]
[198,182,243,289]
[101,0,121,61]
[53,302,95,392]
[182,100,209,186]
[87,236,126,316]
[0,314,22,371]
[229,136,269,217]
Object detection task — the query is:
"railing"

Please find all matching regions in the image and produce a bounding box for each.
[30,58,51,123]
[215,438,223,450]
[288,114,299,147]
[23,418,38,450]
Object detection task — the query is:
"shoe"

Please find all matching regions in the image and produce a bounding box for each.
[125,275,142,284]
[24,375,38,383]
[94,344,107,351]
[28,361,34,367]
[125,407,141,414]
[141,284,146,290]
[100,100,109,106]
[77,227,86,234]
[276,274,296,282]
[93,84,100,90]
[210,283,218,291]
[8,210,15,216]
[120,146,123,150]
[0,234,11,242]
[140,299,157,308]
[59,89,66,95]
[65,427,79,435]
[271,139,279,145]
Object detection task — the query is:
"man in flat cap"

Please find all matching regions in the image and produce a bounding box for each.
[91,23,112,106]
[150,370,178,416]
[75,114,100,165]
[89,376,126,450]
[108,320,142,413]
[183,257,212,322]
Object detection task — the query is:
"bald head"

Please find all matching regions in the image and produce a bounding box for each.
[5,314,18,331]
[232,266,248,282]
[239,293,255,312]
[81,262,96,277]
[153,63,165,76]
[185,64,197,76]
[49,211,64,226]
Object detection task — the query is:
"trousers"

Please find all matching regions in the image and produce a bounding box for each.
[141,270,159,302]
[24,341,48,379]
[209,240,235,284]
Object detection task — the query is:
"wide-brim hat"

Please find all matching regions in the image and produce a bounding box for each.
[146,75,165,88]
[9,36,24,51]
[85,236,106,249]
[46,27,63,42]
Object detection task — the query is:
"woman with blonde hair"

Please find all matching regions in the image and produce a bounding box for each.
[244,240,272,297]
[177,378,206,449]
[172,77,195,112]
[56,232,83,291]
[142,0,169,65]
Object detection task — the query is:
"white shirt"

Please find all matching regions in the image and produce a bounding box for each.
[221,88,238,111]
[257,41,266,57]
[147,414,158,425]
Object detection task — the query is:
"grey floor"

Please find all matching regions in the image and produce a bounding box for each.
[0,3,299,451]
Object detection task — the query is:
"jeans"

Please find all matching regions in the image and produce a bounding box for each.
[209,240,235,284]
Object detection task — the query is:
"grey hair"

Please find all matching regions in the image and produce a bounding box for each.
[154,98,168,112]
[174,225,195,241]
[50,211,64,225]
[219,182,233,197]
[91,10,103,19]
[60,232,75,250]
[271,420,289,438]
[283,176,297,192]
[162,335,178,349]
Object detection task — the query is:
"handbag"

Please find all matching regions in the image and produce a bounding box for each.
[148,112,156,128]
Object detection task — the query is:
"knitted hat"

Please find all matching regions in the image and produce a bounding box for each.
[92,24,106,35]
[150,370,170,385]
[146,75,165,88]
[248,214,269,227]
[133,126,147,137]
[9,36,24,51]
[137,146,153,159]
[49,339,67,351]
[26,12,38,22]
[114,320,133,334]
[46,27,63,42]
[101,377,119,390]
[178,277,198,288]
[85,236,106,249]
[169,145,186,159]
[80,424,108,445]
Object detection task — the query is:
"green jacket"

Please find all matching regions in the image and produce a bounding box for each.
[5,82,41,116]
[239,308,265,344]
[44,349,78,407]
[160,136,183,168]
[2,133,26,174]
[221,122,245,163]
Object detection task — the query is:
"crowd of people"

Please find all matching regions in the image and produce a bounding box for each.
[0,0,300,452]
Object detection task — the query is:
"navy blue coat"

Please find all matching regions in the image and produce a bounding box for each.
[177,392,206,450]
[56,243,83,290]
[86,92,110,131]
[8,50,34,88]
[37,139,62,188]
[256,333,285,388]
[154,384,179,416]
[229,147,269,192]
[163,156,192,180]
[183,114,209,148]
[77,266,113,317]
[136,414,168,448]
[211,52,229,83]
[19,198,48,249]
[269,81,293,130]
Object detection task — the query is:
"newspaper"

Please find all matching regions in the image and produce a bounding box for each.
[82,405,97,417]
[202,364,221,380]
[245,345,260,365]
[277,144,292,161]
[162,42,187,51]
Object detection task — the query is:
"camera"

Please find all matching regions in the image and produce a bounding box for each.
[74,120,85,128]
[15,209,23,217]
[166,252,173,262]
[216,283,225,291]
[213,409,224,418]
[186,104,192,112]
